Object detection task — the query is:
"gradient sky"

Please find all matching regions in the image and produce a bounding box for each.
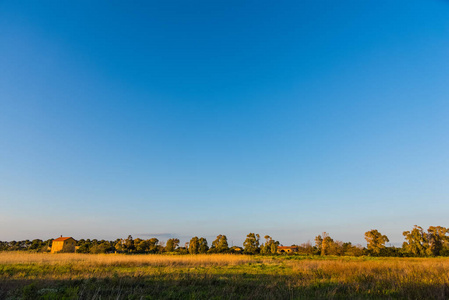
[1,1,449,246]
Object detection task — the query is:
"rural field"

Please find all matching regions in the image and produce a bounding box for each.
[1,253,449,299]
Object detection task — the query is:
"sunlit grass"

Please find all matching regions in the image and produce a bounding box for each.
[1,252,449,299]
[0,252,255,266]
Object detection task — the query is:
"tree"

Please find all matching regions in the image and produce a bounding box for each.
[243,233,260,254]
[198,237,209,254]
[322,234,334,255]
[365,229,389,255]
[297,241,315,255]
[210,235,229,253]
[30,239,43,251]
[125,235,135,252]
[315,234,323,254]
[260,235,279,255]
[427,226,449,256]
[326,240,345,256]
[147,238,159,253]
[402,225,428,256]
[113,240,122,252]
[165,238,180,252]
[76,243,91,253]
[315,232,340,255]
[133,238,143,252]
[342,242,364,256]
[90,242,113,254]
[315,232,334,255]
[189,237,199,254]
[136,240,149,252]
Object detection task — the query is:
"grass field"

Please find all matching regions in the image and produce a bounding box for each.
[1,252,449,299]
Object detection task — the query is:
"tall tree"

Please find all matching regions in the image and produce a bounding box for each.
[211,235,229,253]
[315,234,323,254]
[402,225,428,256]
[136,240,149,252]
[125,235,135,252]
[426,226,448,256]
[260,235,279,254]
[243,233,260,254]
[315,232,333,255]
[365,229,389,255]
[147,238,160,253]
[321,233,334,255]
[165,238,180,252]
[198,237,209,254]
[297,241,315,255]
[188,237,199,254]
[114,239,126,253]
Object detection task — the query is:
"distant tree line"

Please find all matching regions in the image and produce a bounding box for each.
[1,225,448,257]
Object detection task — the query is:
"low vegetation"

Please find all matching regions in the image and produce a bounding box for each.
[1,253,449,299]
[2,225,449,257]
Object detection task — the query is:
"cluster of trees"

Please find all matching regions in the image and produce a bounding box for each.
[242,234,280,254]
[312,232,365,256]
[306,226,449,257]
[402,226,449,256]
[0,239,53,252]
[359,226,449,257]
[1,225,448,257]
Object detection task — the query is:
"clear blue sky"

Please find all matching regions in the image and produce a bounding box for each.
[1,0,448,246]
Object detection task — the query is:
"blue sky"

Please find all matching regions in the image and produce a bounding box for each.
[1,0,448,246]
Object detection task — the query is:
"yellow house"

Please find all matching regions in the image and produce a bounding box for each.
[51,236,76,253]
[277,246,298,254]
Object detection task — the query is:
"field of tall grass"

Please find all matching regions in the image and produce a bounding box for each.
[1,252,449,299]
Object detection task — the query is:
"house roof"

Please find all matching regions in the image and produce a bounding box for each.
[53,237,75,242]
[278,246,297,249]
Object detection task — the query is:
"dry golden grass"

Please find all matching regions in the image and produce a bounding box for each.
[2,252,449,299]
[288,257,449,288]
[0,252,255,267]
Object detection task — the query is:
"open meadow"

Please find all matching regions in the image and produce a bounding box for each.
[1,253,449,299]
